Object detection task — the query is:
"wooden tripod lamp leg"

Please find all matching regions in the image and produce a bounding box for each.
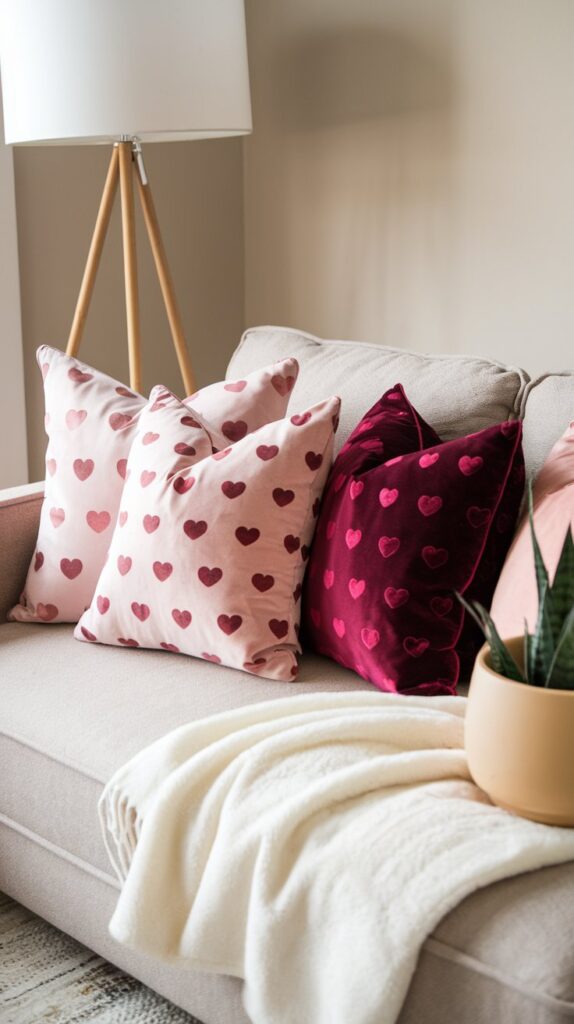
[118,142,142,394]
[66,146,119,357]
[134,156,197,397]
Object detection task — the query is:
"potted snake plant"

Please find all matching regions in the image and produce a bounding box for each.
[460,487,574,826]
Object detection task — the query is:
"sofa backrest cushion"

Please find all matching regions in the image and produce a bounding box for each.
[227,327,573,480]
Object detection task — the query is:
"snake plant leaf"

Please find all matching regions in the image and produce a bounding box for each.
[456,592,525,682]
[527,581,555,686]
[523,619,531,684]
[528,482,549,608]
[548,527,574,642]
[545,607,574,689]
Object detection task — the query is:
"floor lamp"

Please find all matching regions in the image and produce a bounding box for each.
[0,0,252,396]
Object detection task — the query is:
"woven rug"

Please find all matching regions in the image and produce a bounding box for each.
[0,892,203,1023]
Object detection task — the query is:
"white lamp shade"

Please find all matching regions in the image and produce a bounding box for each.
[0,0,252,145]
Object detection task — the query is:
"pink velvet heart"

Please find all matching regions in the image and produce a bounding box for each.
[86,510,111,533]
[348,578,366,599]
[417,495,443,517]
[430,596,453,617]
[419,452,439,469]
[421,545,449,569]
[458,454,483,476]
[333,617,346,638]
[403,636,429,658]
[345,528,362,550]
[361,627,380,650]
[467,506,491,528]
[379,487,399,508]
[349,480,364,500]
[323,569,335,589]
[384,586,409,608]
[378,536,400,558]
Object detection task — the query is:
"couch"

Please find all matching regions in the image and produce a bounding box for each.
[1,326,573,1024]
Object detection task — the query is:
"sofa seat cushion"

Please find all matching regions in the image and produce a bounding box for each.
[0,622,372,875]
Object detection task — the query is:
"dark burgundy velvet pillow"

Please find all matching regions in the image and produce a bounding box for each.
[303,384,525,696]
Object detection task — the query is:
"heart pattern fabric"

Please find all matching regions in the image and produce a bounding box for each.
[76,388,339,681]
[10,346,299,624]
[303,384,525,696]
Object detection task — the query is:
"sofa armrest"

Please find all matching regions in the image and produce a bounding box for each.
[0,482,44,624]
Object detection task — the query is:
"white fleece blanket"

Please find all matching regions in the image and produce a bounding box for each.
[100,691,574,1024]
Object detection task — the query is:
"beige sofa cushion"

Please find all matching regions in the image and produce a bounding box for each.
[522,372,574,479]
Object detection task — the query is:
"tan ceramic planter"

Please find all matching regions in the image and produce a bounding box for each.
[465,638,574,827]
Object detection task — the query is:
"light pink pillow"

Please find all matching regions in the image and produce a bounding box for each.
[491,419,574,636]
[76,388,340,680]
[10,346,299,624]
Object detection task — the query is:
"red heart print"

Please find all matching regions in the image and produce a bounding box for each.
[119,511,128,527]
[153,561,173,582]
[256,444,279,461]
[173,475,194,494]
[348,578,365,599]
[430,596,453,617]
[305,451,323,471]
[65,409,87,430]
[419,452,440,469]
[46,458,57,476]
[184,519,208,540]
[81,626,97,642]
[323,569,335,589]
[222,420,247,443]
[290,412,311,427]
[68,367,93,384]
[86,510,111,533]
[202,652,222,664]
[378,536,400,558]
[310,609,321,628]
[118,637,139,647]
[361,627,380,650]
[458,455,483,476]
[50,507,65,528]
[252,573,274,592]
[212,448,232,461]
[269,618,288,639]
[235,526,260,546]
[293,583,302,602]
[418,495,443,517]
[172,608,192,629]
[312,498,321,518]
[140,470,156,488]
[403,636,430,658]
[301,545,310,561]
[174,442,196,456]
[109,412,132,431]
[116,385,136,398]
[467,506,491,528]
[334,473,346,492]
[273,488,294,507]
[379,487,399,508]
[222,480,246,499]
[60,558,82,580]
[345,528,362,550]
[349,480,364,500]
[34,551,44,572]
[97,595,110,614]
[218,614,242,635]
[73,458,94,481]
[198,566,223,587]
[143,514,160,534]
[117,555,132,575]
[333,618,346,638]
[37,602,58,622]
[272,373,295,396]
[384,586,409,609]
[327,521,336,540]
[224,379,247,392]
[41,363,50,379]
[131,602,150,621]
[181,414,201,428]
[421,545,448,569]
[160,642,180,653]
[284,534,300,553]
[117,459,128,479]
[143,431,159,445]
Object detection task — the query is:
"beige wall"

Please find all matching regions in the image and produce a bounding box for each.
[0,86,27,488]
[243,0,574,375]
[14,139,245,480]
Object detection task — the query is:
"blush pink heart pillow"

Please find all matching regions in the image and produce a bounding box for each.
[10,346,299,625]
[303,384,525,696]
[76,387,340,680]
[491,418,574,636]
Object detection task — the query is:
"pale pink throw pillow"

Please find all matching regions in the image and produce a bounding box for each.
[10,346,299,624]
[491,419,574,636]
[75,388,340,680]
